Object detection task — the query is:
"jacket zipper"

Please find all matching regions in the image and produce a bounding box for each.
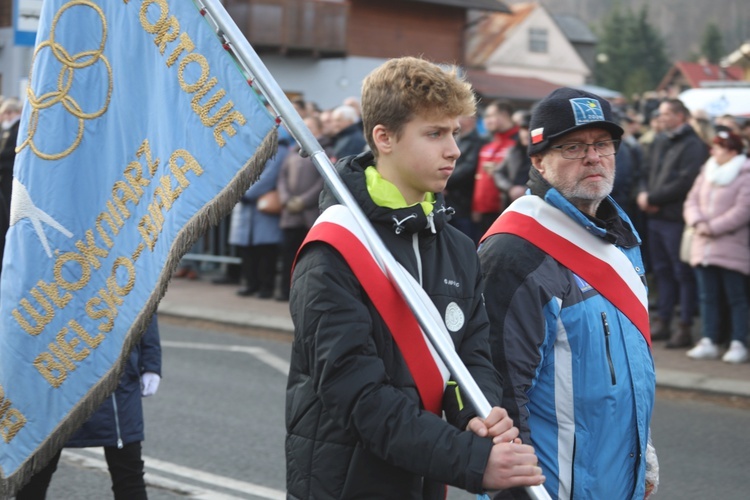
[412,234,423,286]
[570,435,576,498]
[601,312,616,385]
[111,394,123,449]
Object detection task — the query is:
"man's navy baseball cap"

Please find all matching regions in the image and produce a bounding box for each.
[528,87,624,156]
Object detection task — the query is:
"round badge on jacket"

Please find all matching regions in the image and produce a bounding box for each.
[444,302,465,332]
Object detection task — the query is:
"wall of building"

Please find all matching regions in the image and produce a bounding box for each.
[347,0,464,64]
[261,54,386,110]
[0,27,33,100]
[485,8,589,86]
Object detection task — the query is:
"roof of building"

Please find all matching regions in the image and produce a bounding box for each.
[658,61,745,90]
[466,2,536,66]
[552,14,597,44]
[724,41,750,68]
[406,0,511,13]
[466,70,561,102]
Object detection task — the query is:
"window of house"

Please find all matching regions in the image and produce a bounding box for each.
[529,27,548,53]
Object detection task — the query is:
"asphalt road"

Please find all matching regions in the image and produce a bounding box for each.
[33,318,750,499]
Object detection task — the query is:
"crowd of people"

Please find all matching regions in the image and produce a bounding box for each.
[203,73,750,496]
[5,58,748,496]
[175,80,750,369]
[284,59,664,499]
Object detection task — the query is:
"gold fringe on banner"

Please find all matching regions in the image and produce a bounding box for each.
[1,127,278,498]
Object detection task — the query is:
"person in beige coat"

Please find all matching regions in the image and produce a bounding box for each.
[684,130,750,363]
[275,116,328,301]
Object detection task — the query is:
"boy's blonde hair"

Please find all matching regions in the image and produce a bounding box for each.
[361,57,476,156]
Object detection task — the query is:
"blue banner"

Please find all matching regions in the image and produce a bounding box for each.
[0,0,277,492]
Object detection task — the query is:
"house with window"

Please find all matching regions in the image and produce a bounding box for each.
[551,13,597,79]
[224,0,511,109]
[722,41,750,80]
[657,60,746,95]
[464,2,591,106]
[0,0,513,106]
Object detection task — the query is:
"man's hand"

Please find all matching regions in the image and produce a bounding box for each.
[636,192,649,210]
[467,406,518,443]
[509,185,526,202]
[695,221,711,236]
[483,161,498,174]
[636,192,659,214]
[286,196,304,213]
[482,441,545,490]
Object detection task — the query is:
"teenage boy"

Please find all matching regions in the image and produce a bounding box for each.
[285,57,544,498]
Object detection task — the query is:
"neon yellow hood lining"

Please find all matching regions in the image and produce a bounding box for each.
[364,166,435,216]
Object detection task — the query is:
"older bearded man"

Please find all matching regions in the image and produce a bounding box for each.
[478,88,658,499]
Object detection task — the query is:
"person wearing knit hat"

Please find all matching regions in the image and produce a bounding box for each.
[526,87,624,157]
[478,87,659,499]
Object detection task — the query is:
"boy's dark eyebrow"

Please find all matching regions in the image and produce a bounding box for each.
[427,124,459,133]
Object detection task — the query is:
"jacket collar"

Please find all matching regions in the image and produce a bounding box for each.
[320,152,451,236]
[527,166,640,248]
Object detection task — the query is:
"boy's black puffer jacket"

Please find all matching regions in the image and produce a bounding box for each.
[286,152,502,499]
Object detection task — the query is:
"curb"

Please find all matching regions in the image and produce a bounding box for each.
[158,301,295,333]
[158,301,750,400]
[655,368,750,398]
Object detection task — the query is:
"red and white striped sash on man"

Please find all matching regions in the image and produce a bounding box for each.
[481,196,651,346]
[295,205,451,414]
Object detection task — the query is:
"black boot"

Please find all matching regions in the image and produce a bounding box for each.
[650,318,671,341]
[665,322,693,349]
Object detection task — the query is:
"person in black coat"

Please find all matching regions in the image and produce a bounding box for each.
[493,111,532,211]
[445,114,486,240]
[17,316,162,500]
[637,99,708,347]
[0,98,21,273]
[0,98,21,205]
[329,104,367,161]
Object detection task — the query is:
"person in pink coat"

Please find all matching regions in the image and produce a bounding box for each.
[684,130,750,363]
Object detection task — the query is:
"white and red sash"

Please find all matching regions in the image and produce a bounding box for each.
[294,205,451,414]
[481,196,651,346]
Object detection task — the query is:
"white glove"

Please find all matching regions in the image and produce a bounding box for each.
[645,434,659,499]
[140,372,161,397]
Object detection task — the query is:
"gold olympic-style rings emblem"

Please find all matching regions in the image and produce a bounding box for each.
[18,0,112,161]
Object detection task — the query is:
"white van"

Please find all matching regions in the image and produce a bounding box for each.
[679,87,750,118]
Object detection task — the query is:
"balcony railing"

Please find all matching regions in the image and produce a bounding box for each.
[225,0,348,57]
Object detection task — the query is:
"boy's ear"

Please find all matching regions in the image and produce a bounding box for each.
[372,124,393,154]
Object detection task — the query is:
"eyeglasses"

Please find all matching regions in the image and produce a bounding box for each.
[550,139,620,159]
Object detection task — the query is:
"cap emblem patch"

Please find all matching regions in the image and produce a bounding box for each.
[570,98,605,125]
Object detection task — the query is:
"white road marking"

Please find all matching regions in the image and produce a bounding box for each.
[161,340,289,375]
[64,448,285,499]
[70,339,289,497]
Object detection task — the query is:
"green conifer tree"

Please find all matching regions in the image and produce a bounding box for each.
[700,22,725,64]
[594,4,670,97]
